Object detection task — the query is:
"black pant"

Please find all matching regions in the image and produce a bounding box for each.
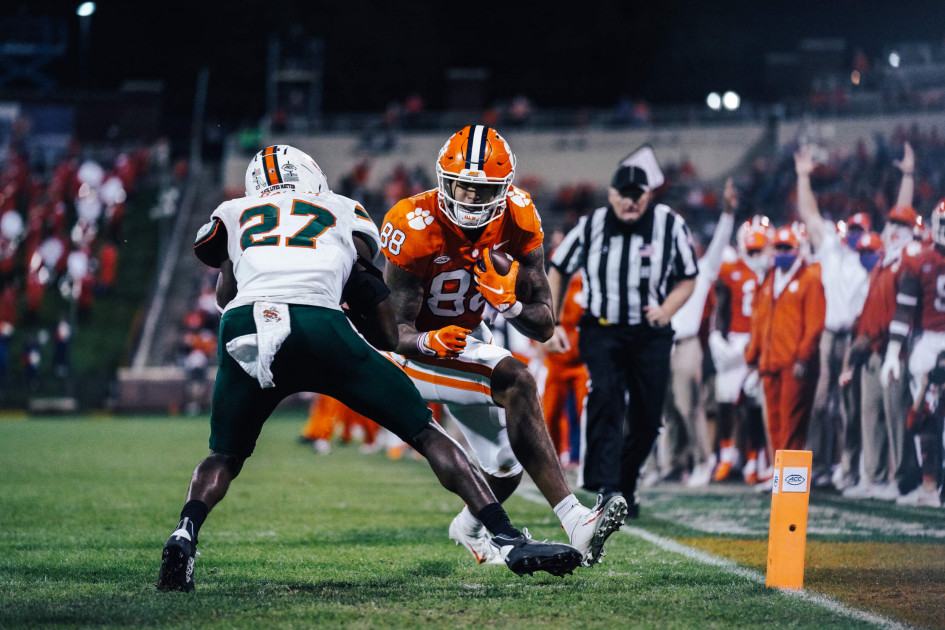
[578,321,673,500]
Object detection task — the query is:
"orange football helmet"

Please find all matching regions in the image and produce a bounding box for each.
[436,125,516,229]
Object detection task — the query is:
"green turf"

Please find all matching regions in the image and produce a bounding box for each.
[0,413,898,629]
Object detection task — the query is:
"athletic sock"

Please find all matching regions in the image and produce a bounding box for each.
[178,500,210,543]
[476,502,520,538]
[552,493,583,524]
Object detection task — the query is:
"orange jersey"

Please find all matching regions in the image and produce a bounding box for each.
[717,258,760,334]
[899,242,945,333]
[855,260,901,353]
[745,262,826,374]
[548,273,585,367]
[381,187,544,332]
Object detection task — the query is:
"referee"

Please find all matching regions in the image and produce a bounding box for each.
[548,163,698,516]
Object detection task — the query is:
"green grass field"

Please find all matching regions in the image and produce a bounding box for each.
[1,412,941,629]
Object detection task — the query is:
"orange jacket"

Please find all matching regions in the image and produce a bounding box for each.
[745,262,826,375]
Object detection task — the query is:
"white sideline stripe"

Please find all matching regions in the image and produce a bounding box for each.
[516,485,912,630]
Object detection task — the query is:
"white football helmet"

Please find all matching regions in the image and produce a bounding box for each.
[245,145,328,196]
[435,125,516,229]
[735,214,771,257]
[931,199,945,246]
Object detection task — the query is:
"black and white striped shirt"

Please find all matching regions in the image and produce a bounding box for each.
[550,203,699,326]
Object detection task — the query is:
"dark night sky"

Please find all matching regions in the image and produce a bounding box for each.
[9,1,945,132]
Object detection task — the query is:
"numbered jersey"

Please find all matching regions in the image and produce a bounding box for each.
[381,187,544,332]
[717,258,760,334]
[197,190,381,312]
[900,241,945,333]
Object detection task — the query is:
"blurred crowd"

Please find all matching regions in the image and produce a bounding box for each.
[0,123,168,393]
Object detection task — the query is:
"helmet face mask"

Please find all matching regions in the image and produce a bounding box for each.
[436,125,516,229]
[932,202,945,246]
[245,145,328,197]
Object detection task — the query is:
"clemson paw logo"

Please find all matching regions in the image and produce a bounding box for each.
[508,187,529,207]
[263,308,282,323]
[407,209,434,230]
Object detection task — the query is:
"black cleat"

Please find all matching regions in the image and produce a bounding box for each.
[157,528,197,592]
[490,530,583,578]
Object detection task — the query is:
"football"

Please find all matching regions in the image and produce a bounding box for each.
[476,250,514,275]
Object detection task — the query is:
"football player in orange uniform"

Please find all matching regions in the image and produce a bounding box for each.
[709,220,771,483]
[881,201,945,506]
[382,126,627,567]
[884,201,945,396]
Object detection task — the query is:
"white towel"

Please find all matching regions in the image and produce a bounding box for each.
[225,302,291,388]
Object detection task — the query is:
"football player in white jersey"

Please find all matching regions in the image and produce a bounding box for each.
[157,146,583,592]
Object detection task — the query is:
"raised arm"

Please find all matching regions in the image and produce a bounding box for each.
[894,141,915,209]
[794,146,826,251]
[700,178,737,282]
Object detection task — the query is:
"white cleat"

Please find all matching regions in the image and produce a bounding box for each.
[562,494,628,567]
[895,486,942,508]
[448,512,504,565]
[686,462,713,488]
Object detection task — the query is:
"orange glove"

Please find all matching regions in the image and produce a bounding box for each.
[419,325,470,358]
[474,248,521,316]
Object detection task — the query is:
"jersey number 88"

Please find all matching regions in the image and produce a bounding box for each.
[380,222,406,255]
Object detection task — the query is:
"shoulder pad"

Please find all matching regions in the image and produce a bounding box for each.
[905,241,923,257]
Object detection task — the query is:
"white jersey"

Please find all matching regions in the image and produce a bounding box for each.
[200,189,381,312]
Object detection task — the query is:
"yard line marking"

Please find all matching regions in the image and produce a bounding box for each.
[516,485,913,630]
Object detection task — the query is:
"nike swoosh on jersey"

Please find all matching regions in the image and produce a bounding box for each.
[493,240,509,251]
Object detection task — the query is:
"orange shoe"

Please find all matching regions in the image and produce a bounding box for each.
[713,461,733,482]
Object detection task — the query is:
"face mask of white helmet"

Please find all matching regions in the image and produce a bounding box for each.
[744,252,770,277]
[881,223,913,262]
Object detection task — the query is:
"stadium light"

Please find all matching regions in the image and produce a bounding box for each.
[706,92,722,111]
[722,91,741,111]
[889,51,900,68]
[77,3,96,85]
